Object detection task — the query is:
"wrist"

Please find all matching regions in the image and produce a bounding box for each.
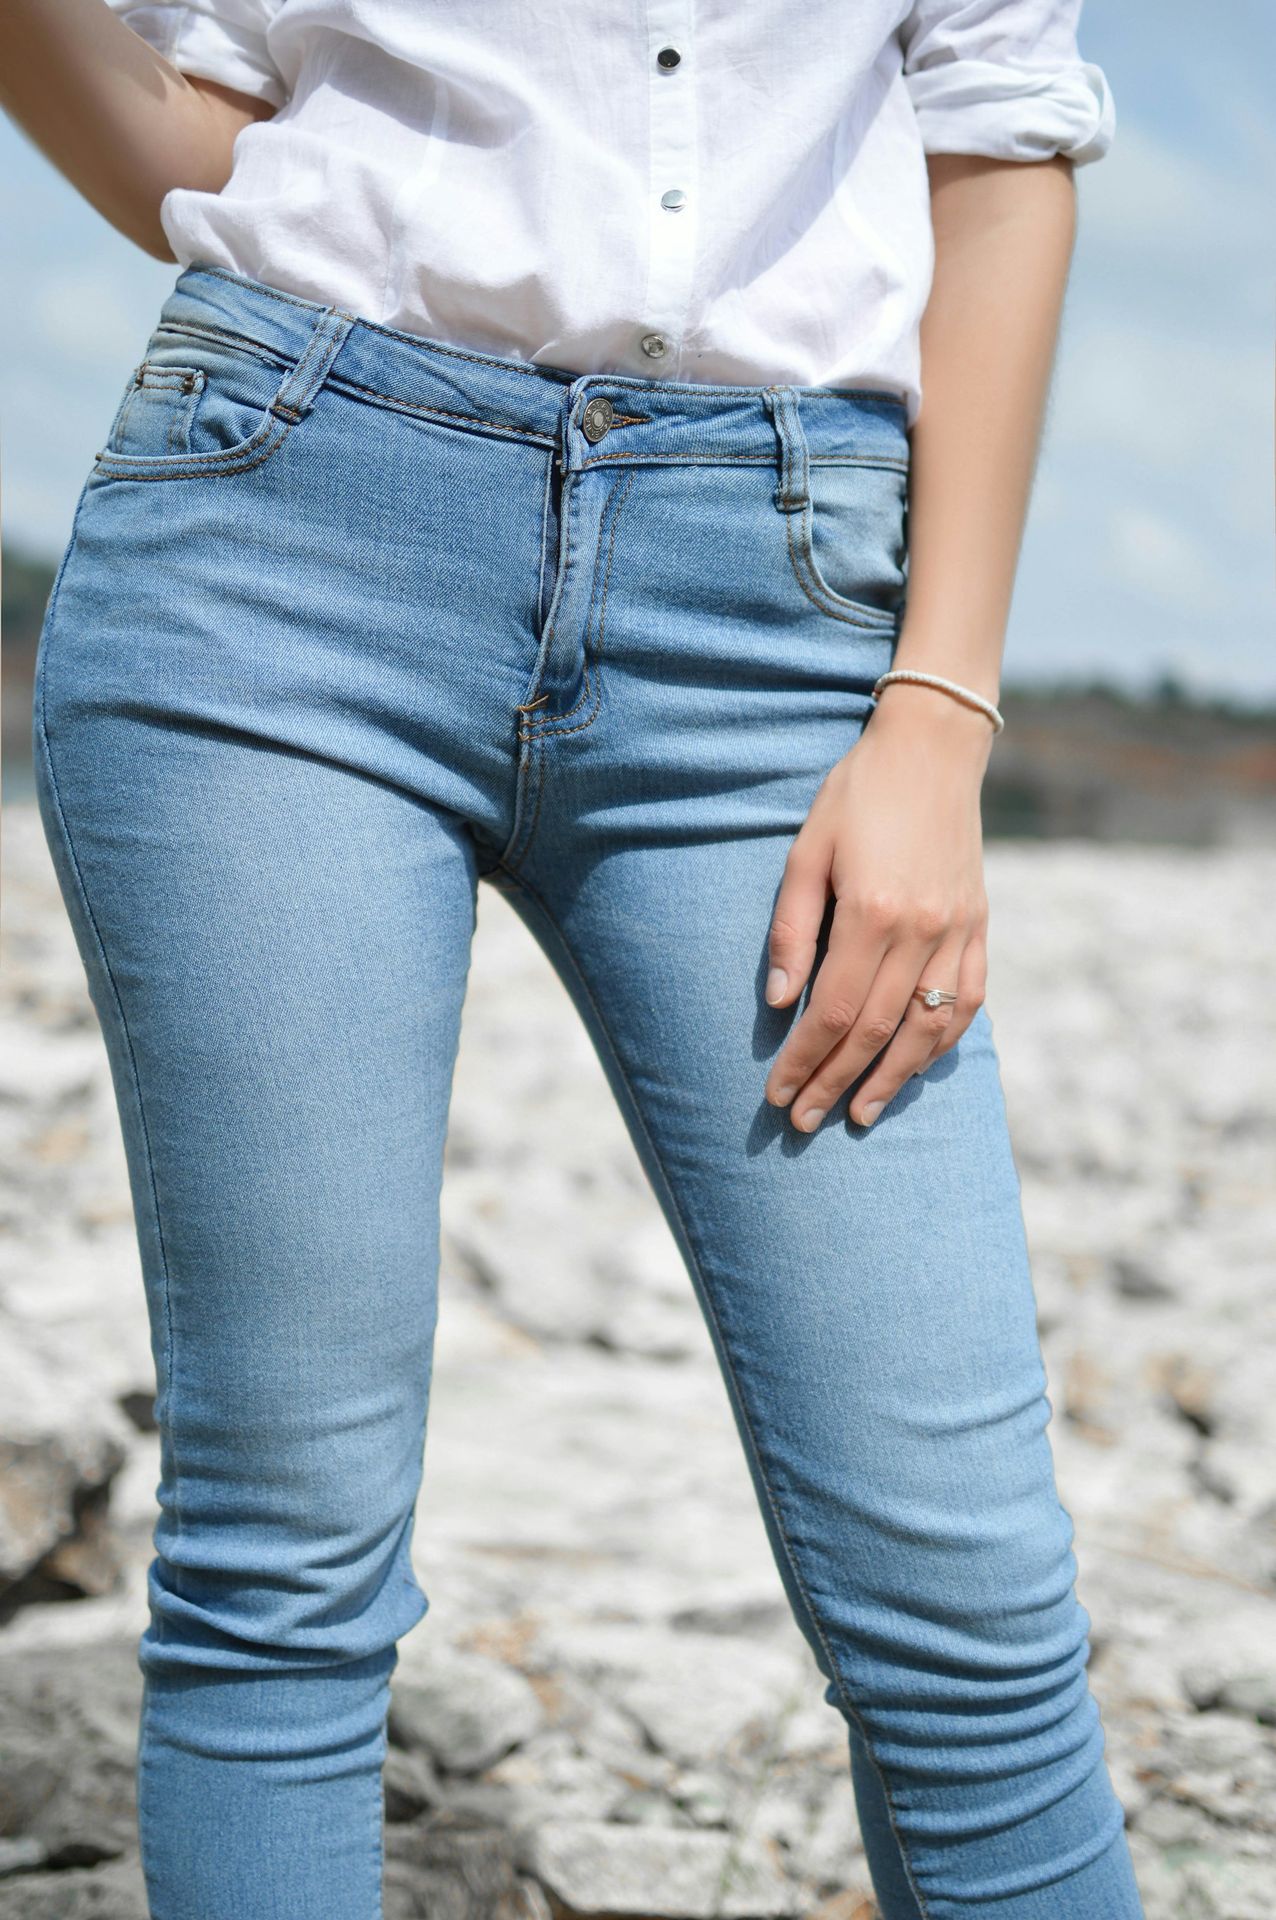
[869,677,998,756]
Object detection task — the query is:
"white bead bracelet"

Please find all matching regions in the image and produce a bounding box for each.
[869,669,1005,733]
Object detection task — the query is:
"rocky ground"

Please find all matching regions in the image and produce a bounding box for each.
[1,797,1274,1919]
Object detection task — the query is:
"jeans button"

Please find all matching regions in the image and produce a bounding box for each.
[581,396,615,443]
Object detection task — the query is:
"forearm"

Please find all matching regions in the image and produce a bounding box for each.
[0,0,275,260]
[882,152,1078,730]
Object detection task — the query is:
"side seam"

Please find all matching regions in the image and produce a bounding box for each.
[33,533,183,1638]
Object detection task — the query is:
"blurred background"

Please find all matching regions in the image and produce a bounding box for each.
[2,5,1274,1919]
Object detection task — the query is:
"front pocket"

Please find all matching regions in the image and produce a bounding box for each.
[93,326,299,481]
[786,457,908,630]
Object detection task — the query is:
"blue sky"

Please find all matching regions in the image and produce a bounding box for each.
[2,1,1272,701]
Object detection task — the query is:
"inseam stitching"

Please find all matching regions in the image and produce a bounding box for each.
[484,858,937,1920]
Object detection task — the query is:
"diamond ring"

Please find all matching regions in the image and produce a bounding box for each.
[914,986,959,1009]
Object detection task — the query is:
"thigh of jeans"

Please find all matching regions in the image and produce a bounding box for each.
[29,400,541,1674]
[27,322,570,1918]
[487,452,1138,1917]
[33,707,478,1676]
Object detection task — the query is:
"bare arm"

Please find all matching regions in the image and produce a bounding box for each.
[764,153,1078,1130]
[890,151,1078,711]
[0,0,277,260]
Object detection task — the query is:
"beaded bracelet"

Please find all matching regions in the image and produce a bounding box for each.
[869,669,1005,734]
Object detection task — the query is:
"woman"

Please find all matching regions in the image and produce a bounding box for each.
[3,2,1146,1915]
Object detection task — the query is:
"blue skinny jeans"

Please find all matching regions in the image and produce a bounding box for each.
[33,263,1145,1920]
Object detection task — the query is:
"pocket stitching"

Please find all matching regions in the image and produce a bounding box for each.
[93,406,293,481]
[94,331,300,481]
[783,493,901,631]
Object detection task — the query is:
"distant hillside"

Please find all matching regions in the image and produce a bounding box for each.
[5,541,1275,841]
[988,678,1275,846]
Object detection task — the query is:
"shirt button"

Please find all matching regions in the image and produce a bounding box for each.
[580,395,615,443]
[660,188,687,212]
[640,332,668,360]
[656,46,681,69]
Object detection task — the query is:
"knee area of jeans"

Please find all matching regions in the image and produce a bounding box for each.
[818,1607,1104,1806]
[820,1577,1094,1686]
[137,1604,419,1693]
[139,1534,429,1677]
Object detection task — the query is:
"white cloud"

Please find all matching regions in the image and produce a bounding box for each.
[1107,507,1220,616]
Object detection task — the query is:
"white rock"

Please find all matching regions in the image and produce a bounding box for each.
[519,1819,799,1918]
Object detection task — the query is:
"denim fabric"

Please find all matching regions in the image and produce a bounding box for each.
[32,263,1145,1920]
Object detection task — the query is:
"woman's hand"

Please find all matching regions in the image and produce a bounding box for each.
[761,150,1078,1133]
[763,681,995,1131]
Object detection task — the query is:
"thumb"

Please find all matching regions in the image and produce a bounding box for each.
[766,834,830,1008]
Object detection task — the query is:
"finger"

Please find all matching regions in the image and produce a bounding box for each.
[765,832,833,1008]
[764,890,891,1103]
[916,933,988,1067]
[849,938,970,1126]
[786,944,939,1132]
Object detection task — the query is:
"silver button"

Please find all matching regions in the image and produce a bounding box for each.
[660,188,687,212]
[640,332,668,359]
[580,395,615,443]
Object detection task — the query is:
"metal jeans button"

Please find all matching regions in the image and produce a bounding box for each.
[581,395,615,443]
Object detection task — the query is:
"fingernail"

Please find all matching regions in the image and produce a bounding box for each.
[769,1083,796,1107]
[859,1101,884,1126]
[797,1107,826,1132]
[765,967,788,1005]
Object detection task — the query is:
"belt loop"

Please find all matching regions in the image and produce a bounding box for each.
[269,305,357,423]
[763,386,809,514]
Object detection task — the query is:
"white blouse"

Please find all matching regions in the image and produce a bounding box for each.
[107,0,1114,421]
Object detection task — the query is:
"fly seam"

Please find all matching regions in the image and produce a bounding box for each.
[525,471,622,731]
[521,469,633,742]
[501,455,581,867]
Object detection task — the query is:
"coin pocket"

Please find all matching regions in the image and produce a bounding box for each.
[104,363,206,460]
[94,326,300,480]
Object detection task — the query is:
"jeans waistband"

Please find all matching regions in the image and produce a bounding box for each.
[160,264,911,475]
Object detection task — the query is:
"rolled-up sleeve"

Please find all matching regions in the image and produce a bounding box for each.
[103,0,287,109]
[898,0,1114,166]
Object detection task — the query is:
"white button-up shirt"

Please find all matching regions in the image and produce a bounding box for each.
[108,0,1114,421]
